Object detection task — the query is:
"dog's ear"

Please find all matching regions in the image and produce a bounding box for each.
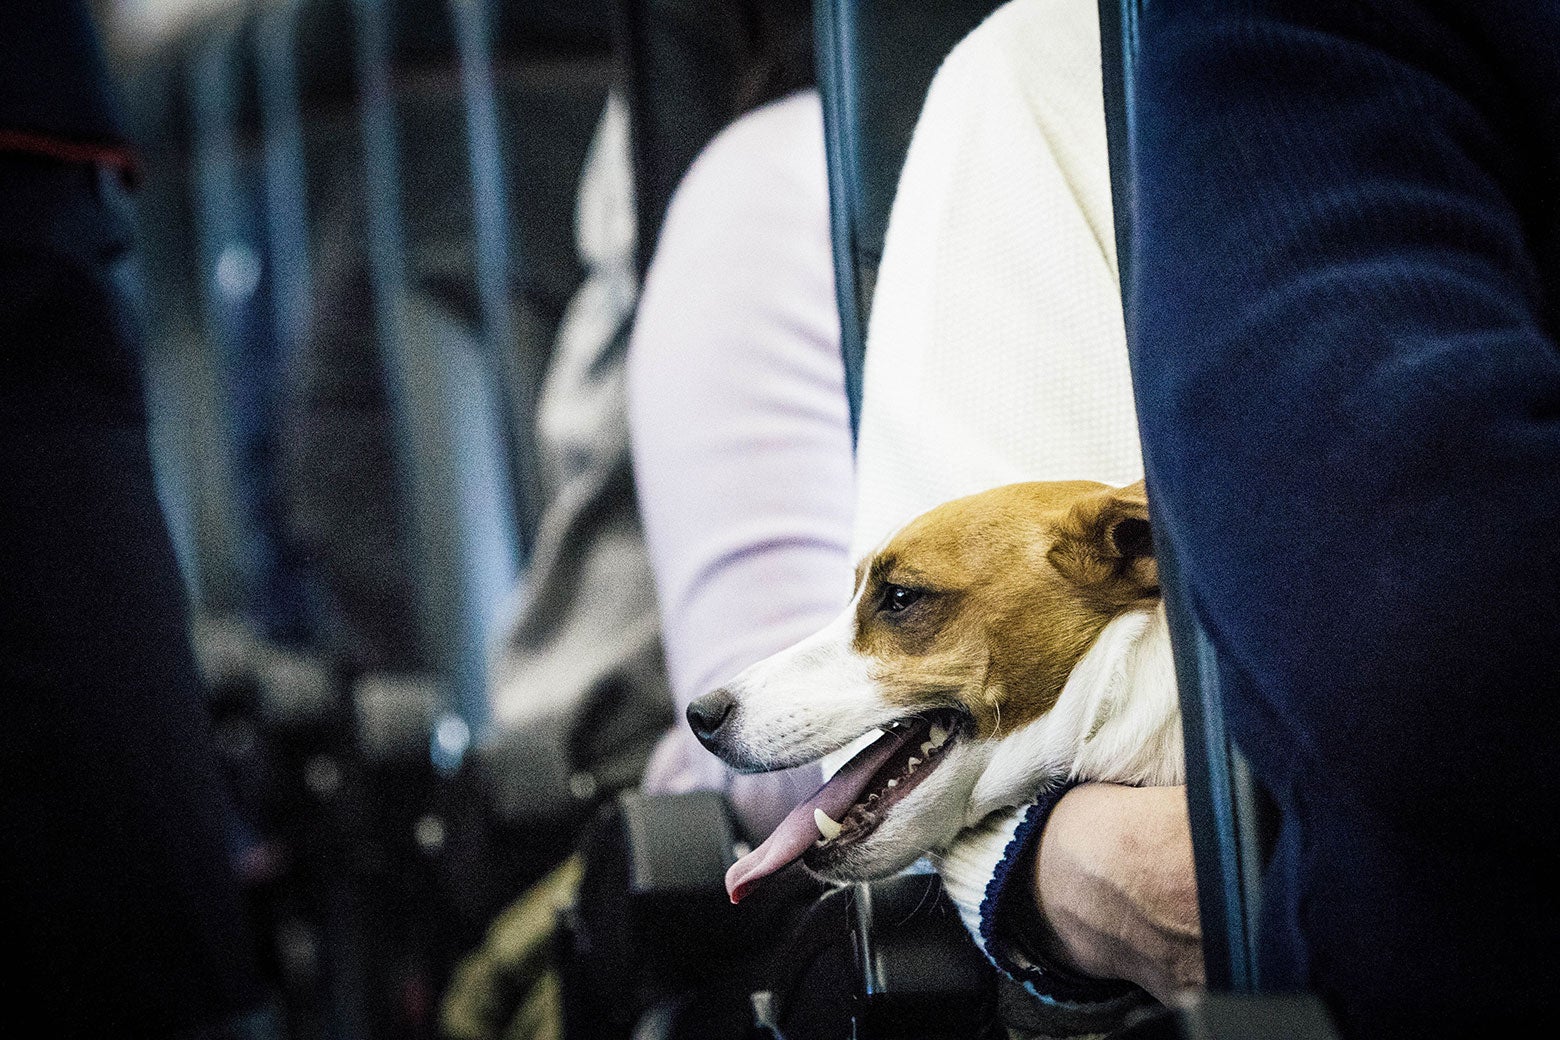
[1047,481,1159,608]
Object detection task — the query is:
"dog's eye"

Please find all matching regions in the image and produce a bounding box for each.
[882,585,923,613]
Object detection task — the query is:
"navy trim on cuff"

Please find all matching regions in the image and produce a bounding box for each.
[978,780,1141,1006]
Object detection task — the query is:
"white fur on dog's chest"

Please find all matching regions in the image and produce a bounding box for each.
[933,606,1183,954]
[965,604,1183,827]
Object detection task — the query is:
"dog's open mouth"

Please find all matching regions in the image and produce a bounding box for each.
[725,709,966,903]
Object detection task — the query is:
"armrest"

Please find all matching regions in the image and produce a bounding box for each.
[260,644,346,742]
[1113,993,1343,1040]
[352,670,445,766]
[762,872,999,1040]
[572,791,746,993]
[561,790,821,1040]
[191,610,262,714]
[852,872,998,1038]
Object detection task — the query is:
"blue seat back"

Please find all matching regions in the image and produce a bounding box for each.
[616,0,776,277]
[813,0,1003,435]
[187,6,317,643]
[1099,0,1275,993]
[121,36,211,603]
[324,0,610,728]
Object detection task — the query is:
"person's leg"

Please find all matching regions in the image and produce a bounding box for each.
[0,152,264,1036]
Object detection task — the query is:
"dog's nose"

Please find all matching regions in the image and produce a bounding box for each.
[687,690,735,744]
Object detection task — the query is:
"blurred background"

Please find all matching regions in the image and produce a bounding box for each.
[89,2,792,1037]
[12,2,1025,1038]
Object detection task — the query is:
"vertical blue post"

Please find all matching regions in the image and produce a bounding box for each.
[1102,0,1269,992]
[190,14,266,623]
[351,0,519,734]
[450,0,542,557]
[256,0,314,370]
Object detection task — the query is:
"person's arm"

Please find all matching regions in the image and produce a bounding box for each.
[1020,785,1202,1004]
[1132,0,1560,839]
[1128,0,1560,1031]
[941,785,1200,1010]
[627,91,856,840]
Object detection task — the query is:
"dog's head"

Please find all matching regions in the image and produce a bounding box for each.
[688,480,1162,901]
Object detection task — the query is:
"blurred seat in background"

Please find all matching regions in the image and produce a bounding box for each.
[280,0,613,693]
[444,4,842,1039]
[279,0,421,684]
[182,3,319,666]
[121,4,297,866]
[440,83,666,1040]
[278,3,628,1036]
[118,1,629,1036]
[117,10,216,605]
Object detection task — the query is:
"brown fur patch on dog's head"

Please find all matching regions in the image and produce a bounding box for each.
[852,481,1157,737]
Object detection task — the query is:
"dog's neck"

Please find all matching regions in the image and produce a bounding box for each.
[965,602,1183,826]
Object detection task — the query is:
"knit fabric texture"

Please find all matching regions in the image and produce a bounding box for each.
[851,0,1142,562]
[1128,1,1560,1036]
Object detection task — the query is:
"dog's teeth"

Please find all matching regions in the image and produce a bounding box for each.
[886,778,897,788]
[929,725,949,747]
[867,793,879,803]
[920,740,935,756]
[814,808,843,841]
[907,757,921,771]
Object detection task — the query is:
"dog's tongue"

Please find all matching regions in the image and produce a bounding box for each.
[726,725,916,903]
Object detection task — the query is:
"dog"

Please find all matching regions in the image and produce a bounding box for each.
[685,480,1184,902]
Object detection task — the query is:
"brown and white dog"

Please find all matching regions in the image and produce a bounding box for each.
[686,480,1184,902]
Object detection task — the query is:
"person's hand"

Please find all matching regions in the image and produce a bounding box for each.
[1025,783,1203,1003]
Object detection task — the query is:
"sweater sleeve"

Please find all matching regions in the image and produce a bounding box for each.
[628,91,856,839]
[1129,1,1560,1032]
[1131,0,1560,841]
[937,792,1148,1034]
